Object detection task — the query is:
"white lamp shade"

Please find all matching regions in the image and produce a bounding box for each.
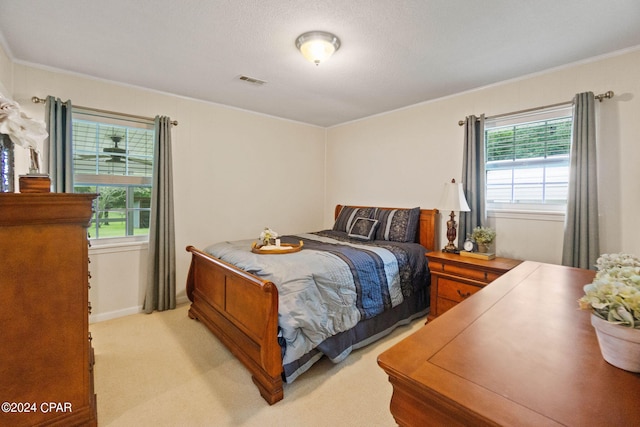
[438,181,471,212]
[295,31,340,65]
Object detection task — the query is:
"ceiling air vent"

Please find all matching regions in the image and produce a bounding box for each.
[237,75,267,86]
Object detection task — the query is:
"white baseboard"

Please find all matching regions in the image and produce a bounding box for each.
[89,295,190,323]
[90,306,141,323]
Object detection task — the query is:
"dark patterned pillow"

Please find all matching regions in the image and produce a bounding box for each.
[348,217,379,240]
[333,206,378,232]
[375,207,420,242]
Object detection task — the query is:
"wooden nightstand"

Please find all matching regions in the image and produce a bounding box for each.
[426,251,521,320]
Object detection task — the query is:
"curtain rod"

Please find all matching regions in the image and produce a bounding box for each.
[457,90,614,126]
[31,96,178,126]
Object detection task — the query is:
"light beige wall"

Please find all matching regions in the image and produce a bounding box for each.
[0,43,11,96]
[10,63,327,321]
[7,47,640,319]
[326,48,640,263]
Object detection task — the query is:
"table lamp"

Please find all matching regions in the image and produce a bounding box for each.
[438,178,470,253]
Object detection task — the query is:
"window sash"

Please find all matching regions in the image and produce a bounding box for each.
[72,119,154,178]
[484,105,573,209]
[72,110,155,239]
[75,173,152,186]
[77,184,152,239]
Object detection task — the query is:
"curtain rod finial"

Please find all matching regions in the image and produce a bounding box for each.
[596,91,614,102]
[31,96,46,104]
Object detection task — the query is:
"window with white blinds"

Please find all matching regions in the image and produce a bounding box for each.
[72,109,155,240]
[485,105,573,212]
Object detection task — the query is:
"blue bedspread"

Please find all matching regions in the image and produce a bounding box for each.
[204,230,428,382]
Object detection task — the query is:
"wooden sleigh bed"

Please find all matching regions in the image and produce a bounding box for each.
[185,205,439,404]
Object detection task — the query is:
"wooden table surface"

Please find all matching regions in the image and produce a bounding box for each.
[378,261,640,426]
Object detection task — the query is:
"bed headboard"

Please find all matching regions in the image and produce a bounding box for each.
[335,205,439,252]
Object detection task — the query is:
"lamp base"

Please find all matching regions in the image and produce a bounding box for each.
[443,210,459,253]
[442,244,459,254]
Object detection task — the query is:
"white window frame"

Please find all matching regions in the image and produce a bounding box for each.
[484,104,573,221]
[72,109,155,245]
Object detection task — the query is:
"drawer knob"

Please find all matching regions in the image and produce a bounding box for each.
[457,289,471,299]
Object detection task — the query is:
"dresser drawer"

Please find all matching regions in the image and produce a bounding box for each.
[437,278,482,302]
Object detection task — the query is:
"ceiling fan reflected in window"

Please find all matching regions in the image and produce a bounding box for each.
[104,135,126,164]
[76,134,151,166]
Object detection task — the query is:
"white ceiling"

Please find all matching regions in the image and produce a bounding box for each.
[1,0,639,127]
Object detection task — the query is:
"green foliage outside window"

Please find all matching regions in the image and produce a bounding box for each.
[486,118,572,162]
[76,185,152,239]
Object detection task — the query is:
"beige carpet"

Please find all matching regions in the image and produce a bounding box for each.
[91,303,424,426]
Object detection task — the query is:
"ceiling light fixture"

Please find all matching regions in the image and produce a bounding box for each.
[295,31,341,66]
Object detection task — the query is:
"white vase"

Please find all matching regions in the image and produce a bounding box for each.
[591,313,640,373]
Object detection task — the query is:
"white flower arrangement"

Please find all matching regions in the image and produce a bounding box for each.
[0,96,48,150]
[259,227,279,246]
[578,253,640,329]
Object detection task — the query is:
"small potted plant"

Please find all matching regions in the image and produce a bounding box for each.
[470,226,496,253]
[578,253,640,372]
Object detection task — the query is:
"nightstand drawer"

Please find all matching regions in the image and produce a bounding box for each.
[426,251,522,320]
[430,261,499,283]
[436,297,458,315]
[438,278,482,302]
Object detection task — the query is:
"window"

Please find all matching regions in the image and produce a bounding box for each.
[72,110,155,240]
[485,105,573,212]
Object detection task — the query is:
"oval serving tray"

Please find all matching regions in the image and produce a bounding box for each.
[251,240,304,254]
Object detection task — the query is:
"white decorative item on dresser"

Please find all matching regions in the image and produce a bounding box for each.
[590,314,640,372]
[579,252,640,372]
[0,96,48,192]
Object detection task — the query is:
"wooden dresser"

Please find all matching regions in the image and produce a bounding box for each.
[0,193,97,427]
[378,261,640,426]
[426,251,521,320]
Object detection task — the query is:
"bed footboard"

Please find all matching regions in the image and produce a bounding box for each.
[185,206,438,404]
[186,245,283,404]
